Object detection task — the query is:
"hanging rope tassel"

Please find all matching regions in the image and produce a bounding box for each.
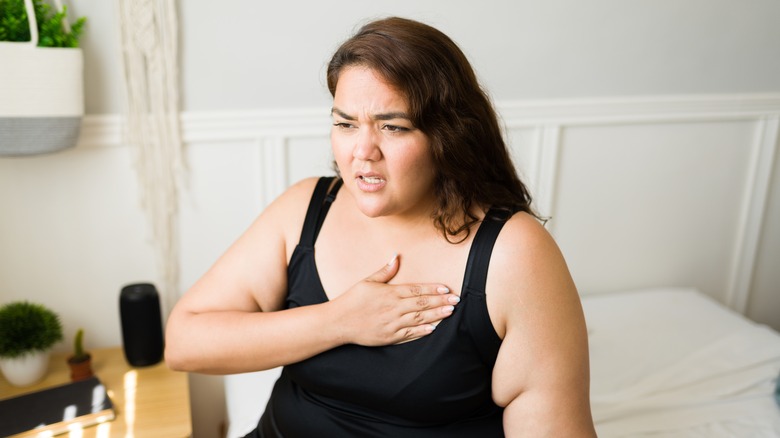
[117,0,183,316]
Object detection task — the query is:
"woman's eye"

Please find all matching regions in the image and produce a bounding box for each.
[383,124,409,133]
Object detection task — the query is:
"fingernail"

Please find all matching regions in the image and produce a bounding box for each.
[437,286,450,294]
[443,305,455,314]
[387,253,398,267]
[427,324,437,332]
[448,295,460,304]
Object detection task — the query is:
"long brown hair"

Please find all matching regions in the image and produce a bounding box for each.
[327,17,536,242]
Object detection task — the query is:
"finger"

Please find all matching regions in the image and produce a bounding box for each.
[392,296,459,323]
[394,324,438,343]
[396,283,452,299]
[365,253,400,284]
[398,304,456,327]
[404,293,453,312]
[396,289,460,313]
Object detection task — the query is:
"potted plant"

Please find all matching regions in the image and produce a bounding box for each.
[67,328,93,381]
[0,301,63,386]
[0,0,87,156]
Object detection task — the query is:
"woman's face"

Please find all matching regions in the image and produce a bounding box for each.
[331,66,437,221]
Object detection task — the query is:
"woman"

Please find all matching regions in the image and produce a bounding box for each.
[166,17,596,437]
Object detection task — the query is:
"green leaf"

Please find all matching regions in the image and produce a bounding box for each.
[0,0,86,47]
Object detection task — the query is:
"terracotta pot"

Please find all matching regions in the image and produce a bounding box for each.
[67,354,93,381]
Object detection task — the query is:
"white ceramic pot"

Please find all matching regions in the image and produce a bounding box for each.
[0,350,51,386]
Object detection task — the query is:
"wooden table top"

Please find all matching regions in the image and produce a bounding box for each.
[0,347,192,438]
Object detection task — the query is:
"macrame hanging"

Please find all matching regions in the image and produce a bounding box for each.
[117,0,183,316]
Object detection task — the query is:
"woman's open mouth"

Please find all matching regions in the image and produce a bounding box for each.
[356,174,386,192]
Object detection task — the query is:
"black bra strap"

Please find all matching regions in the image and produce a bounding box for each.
[462,208,509,295]
[299,177,343,246]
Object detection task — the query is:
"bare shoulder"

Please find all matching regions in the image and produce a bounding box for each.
[228,176,322,264]
[491,211,561,265]
[487,212,577,331]
[264,177,321,226]
[262,176,321,249]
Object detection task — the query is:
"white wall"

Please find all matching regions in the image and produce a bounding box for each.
[3,1,780,437]
[74,0,780,114]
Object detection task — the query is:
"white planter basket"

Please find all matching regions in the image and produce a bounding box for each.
[0,0,84,156]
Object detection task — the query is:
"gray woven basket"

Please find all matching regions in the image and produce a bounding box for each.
[0,117,82,156]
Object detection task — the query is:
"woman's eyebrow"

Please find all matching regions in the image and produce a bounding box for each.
[331,107,410,121]
[374,112,410,121]
[331,107,355,120]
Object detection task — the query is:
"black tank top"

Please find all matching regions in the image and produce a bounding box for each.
[255,177,508,437]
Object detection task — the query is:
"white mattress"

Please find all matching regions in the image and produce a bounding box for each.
[225,287,780,437]
[584,287,780,437]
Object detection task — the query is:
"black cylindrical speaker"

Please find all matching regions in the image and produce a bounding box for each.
[120,283,164,367]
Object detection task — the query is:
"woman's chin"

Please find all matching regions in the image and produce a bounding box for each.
[355,202,387,218]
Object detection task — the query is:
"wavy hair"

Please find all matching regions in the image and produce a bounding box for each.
[327,17,537,242]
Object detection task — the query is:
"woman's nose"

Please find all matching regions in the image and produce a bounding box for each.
[353,127,381,161]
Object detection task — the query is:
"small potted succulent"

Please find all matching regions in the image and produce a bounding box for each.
[0,301,63,386]
[67,328,93,381]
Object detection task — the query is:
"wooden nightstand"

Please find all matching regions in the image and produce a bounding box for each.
[0,347,192,437]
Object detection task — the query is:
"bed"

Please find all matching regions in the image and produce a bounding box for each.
[223,286,780,437]
[585,287,780,437]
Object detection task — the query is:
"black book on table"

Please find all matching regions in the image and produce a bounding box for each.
[0,376,115,437]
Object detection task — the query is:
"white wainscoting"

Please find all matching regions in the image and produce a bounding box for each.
[499,95,780,315]
[70,94,780,317]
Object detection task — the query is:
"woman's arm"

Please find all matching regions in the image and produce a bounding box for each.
[488,213,596,436]
[165,178,457,374]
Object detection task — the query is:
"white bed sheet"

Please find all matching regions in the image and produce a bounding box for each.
[584,287,780,437]
[225,287,780,437]
[225,367,280,438]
